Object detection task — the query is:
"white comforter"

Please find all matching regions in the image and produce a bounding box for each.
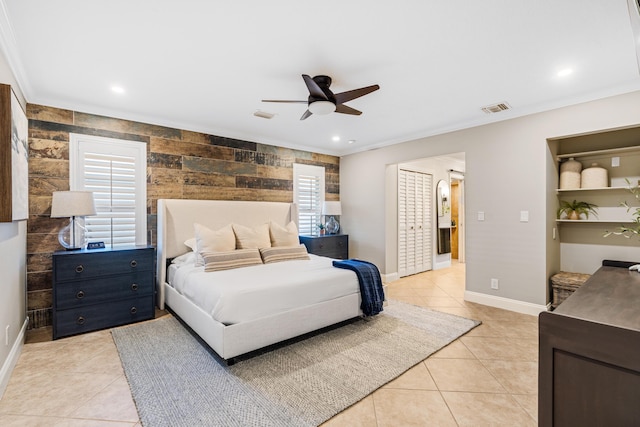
[169,254,360,325]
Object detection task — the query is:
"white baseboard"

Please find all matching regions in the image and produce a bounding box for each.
[465,291,548,317]
[433,260,452,270]
[381,272,399,283]
[0,317,28,399]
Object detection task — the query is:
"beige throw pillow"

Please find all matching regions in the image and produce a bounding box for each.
[194,223,236,266]
[232,223,271,249]
[269,221,300,247]
[259,244,310,264]
[202,249,263,272]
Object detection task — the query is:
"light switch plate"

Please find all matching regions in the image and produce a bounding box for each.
[520,211,529,222]
[478,211,485,221]
[612,156,620,167]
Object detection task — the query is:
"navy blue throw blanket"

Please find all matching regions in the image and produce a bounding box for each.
[333,259,385,316]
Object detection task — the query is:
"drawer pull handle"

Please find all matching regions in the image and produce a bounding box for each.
[131,283,139,291]
[319,244,324,249]
[130,307,137,315]
[76,290,85,299]
[75,265,84,273]
[76,316,86,325]
[130,260,138,268]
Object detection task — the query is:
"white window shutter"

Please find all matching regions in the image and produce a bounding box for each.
[293,163,325,236]
[70,134,147,248]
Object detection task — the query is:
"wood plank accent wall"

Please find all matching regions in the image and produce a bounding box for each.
[25,104,340,329]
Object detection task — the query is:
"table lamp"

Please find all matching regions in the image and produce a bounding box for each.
[322,201,342,234]
[50,191,97,250]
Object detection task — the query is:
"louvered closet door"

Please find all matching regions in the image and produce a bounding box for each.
[398,170,408,277]
[398,169,433,277]
[419,173,433,271]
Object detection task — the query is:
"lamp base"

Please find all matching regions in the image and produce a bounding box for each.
[58,217,88,250]
[325,216,340,234]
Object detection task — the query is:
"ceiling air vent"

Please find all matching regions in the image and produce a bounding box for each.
[481,102,511,114]
[254,110,275,119]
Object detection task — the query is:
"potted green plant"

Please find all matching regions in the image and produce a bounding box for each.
[317,223,326,235]
[604,180,640,238]
[557,200,598,220]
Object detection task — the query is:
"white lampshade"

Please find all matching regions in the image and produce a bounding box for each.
[322,201,342,216]
[51,191,97,218]
[308,101,336,115]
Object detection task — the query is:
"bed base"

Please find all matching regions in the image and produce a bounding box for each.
[156,199,363,361]
[164,282,362,361]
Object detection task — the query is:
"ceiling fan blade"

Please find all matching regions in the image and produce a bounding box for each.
[334,84,380,104]
[300,109,313,120]
[335,104,362,116]
[261,99,307,103]
[302,74,328,100]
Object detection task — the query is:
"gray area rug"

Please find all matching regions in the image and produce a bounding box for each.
[112,300,480,427]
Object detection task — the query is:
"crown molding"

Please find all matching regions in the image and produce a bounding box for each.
[628,0,640,75]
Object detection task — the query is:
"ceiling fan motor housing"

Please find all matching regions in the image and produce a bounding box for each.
[308,75,337,105]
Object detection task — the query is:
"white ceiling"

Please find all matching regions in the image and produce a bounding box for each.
[1,1,640,156]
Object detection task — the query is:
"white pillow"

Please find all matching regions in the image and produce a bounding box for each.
[269,221,300,247]
[232,223,271,249]
[194,223,236,266]
[184,238,197,251]
[171,251,196,265]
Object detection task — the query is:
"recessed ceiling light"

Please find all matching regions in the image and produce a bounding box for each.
[332,136,340,142]
[111,85,125,94]
[348,140,356,144]
[557,68,573,77]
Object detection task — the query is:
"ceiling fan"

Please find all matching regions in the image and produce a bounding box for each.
[262,74,380,120]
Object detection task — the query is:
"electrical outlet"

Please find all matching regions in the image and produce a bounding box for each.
[491,278,499,290]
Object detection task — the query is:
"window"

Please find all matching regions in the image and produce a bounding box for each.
[293,163,325,235]
[70,134,147,247]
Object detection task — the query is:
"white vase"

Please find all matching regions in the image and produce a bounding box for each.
[559,157,582,189]
[581,163,608,188]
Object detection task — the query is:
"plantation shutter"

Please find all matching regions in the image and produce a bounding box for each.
[293,163,325,235]
[70,134,147,248]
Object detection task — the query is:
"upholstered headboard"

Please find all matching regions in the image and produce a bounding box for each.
[156,199,298,307]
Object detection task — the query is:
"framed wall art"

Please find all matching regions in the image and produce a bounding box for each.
[0,83,29,222]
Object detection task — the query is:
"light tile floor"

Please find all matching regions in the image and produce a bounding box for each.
[1,261,539,426]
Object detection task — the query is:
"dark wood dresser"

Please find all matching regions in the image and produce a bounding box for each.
[538,260,640,426]
[299,234,349,259]
[52,246,155,339]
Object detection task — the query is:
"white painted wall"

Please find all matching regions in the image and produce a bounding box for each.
[0,48,28,398]
[341,90,640,309]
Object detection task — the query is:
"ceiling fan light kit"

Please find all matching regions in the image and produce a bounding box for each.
[262,74,379,120]
[308,100,336,115]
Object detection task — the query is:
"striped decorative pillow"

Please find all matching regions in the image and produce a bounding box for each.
[259,244,310,264]
[202,249,263,272]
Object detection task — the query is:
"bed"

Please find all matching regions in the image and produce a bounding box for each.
[156,199,363,361]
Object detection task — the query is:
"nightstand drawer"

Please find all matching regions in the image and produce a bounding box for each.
[54,296,154,339]
[55,272,153,310]
[54,249,154,282]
